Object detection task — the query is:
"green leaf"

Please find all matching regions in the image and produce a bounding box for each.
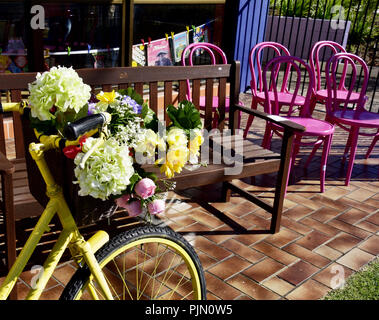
[141,104,159,131]
[166,100,202,130]
[29,114,57,135]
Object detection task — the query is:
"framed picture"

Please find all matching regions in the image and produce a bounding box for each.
[132,43,146,67]
[172,31,188,63]
[146,38,172,66]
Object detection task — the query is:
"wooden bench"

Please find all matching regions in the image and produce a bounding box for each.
[0,61,305,279]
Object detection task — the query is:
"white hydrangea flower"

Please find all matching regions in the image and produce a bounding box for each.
[28,66,91,121]
[74,137,134,200]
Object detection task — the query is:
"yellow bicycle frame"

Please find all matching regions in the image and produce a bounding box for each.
[0,103,113,300]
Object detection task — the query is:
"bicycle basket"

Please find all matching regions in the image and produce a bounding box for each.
[21,114,117,227]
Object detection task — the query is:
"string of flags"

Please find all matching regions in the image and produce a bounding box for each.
[132,21,213,67]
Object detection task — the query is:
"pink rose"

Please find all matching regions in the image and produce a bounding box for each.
[135,178,156,199]
[125,200,143,217]
[115,194,131,208]
[147,199,165,215]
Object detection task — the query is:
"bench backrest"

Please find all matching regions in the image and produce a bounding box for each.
[0,62,240,161]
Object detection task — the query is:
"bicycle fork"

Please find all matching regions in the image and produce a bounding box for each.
[0,143,113,300]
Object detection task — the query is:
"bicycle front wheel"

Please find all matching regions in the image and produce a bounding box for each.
[60,225,206,300]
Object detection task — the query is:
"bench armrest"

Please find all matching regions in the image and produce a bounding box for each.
[0,152,15,174]
[234,105,306,133]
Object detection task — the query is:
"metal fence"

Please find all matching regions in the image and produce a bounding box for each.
[239,0,379,112]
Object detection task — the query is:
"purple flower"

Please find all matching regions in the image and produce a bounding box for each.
[87,102,97,115]
[148,199,165,215]
[134,178,156,199]
[125,200,143,217]
[122,95,142,114]
[115,194,131,208]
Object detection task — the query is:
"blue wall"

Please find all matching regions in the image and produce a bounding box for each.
[234,0,269,92]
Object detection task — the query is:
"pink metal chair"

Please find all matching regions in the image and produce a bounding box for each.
[325,52,379,185]
[309,40,361,114]
[243,42,307,139]
[262,55,335,193]
[181,42,241,128]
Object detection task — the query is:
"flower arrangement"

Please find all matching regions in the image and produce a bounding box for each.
[27,66,204,220]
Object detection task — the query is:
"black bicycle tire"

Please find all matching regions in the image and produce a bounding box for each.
[60,225,206,300]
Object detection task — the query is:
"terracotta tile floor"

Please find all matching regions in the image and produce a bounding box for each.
[1,93,378,300]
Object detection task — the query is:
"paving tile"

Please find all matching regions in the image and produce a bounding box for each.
[283,205,313,221]
[265,228,301,248]
[358,235,379,255]
[326,233,362,253]
[280,217,313,235]
[240,213,271,229]
[51,263,77,286]
[313,263,354,289]
[285,193,323,211]
[356,220,379,233]
[228,274,280,300]
[346,188,376,202]
[204,272,242,300]
[322,186,353,200]
[242,258,285,283]
[19,267,59,291]
[310,206,341,223]
[234,233,269,247]
[193,237,233,261]
[252,242,298,265]
[309,194,350,212]
[327,219,371,240]
[295,230,331,251]
[208,256,251,280]
[262,276,295,296]
[336,248,375,271]
[337,207,371,225]
[225,201,258,218]
[300,217,340,237]
[365,212,379,226]
[286,279,330,300]
[39,285,64,300]
[189,209,224,229]
[278,261,319,286]
[283,243,330,268]
[314,245,343,260]
[341,197,377,214]
[221,239,264,263]
[204,225,235,244]
[197,252,218,270]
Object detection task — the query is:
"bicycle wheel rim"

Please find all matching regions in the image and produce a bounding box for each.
[67,227,205,300]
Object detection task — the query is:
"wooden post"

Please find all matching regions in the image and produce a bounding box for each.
[122,0,134,66]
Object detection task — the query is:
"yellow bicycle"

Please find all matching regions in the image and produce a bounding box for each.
[0,101,206,300]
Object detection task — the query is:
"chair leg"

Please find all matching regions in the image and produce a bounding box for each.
[243,100,258,139]
[365,131,379,159]
[262,124,273,149]
[309,95,318,115]
[343,129,353,163]
[345,127,359,186]
[320,134,333,193]
[304,138,322,169]
[1,172,18,300]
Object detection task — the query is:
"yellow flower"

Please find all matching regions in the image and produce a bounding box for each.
[160,162,175,179]
[135,129,159,157]
[96,90,116,103]
[167,146,189,173]
[189,129,204,157]
[167,127,188,147]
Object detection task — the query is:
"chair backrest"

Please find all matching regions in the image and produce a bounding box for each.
[309,40,347,92]
[325,52,369,114]
[249,42,291,96]
[181,42,228,101]
[262,56,315,117]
